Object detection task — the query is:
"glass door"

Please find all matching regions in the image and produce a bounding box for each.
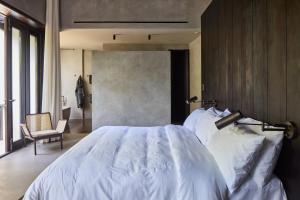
[10,26,24,145]
[7,18,43,150]
[0,15,43,153]
[0,15,7,156]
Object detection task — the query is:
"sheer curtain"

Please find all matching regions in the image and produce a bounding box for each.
[42,0,61,126]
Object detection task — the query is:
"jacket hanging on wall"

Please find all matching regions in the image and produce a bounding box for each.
[75,76,85,108]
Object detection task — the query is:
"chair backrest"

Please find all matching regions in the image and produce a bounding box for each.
[25,113,53,132]
[20,124,31,137]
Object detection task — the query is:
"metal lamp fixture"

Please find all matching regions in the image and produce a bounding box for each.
[215,111,243,129]
[185,96,217,107]
[215,111,296,139]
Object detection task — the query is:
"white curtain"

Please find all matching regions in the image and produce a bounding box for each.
[42,0,61,126]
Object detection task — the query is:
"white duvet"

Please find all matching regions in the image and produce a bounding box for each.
[24,125,228,200]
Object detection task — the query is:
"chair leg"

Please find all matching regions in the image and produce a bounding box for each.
[48,138,51,143]
[60,135,63,150]
[34,140,37,155]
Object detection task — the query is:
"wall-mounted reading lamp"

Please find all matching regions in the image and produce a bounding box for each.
[215,111,296,139]
[185,96,217,107]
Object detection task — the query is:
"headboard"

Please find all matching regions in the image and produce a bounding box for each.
[201,0,300,199]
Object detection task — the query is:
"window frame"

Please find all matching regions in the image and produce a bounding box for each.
[6,16,44,150]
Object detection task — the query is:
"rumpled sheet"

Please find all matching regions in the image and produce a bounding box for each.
[24,125,227,200]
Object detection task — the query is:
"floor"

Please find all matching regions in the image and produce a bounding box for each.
[0,140,4,156]
[0,119,91,200]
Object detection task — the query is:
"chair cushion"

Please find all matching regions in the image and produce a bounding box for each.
[31,130,59,137]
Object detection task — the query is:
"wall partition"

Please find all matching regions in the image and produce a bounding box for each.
[92,51,171,129]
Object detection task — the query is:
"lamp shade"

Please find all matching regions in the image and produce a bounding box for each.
[215,111,243,129]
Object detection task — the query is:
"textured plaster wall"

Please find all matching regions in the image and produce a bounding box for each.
[1,0,45,23]
[189,36,202,112]
[92,51,170,129]
[60,0,211,29]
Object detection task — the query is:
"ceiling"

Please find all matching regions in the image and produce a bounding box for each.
[60,28,201,50]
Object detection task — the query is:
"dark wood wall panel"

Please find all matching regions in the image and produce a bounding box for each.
[252,0,268,120]
[216,0,232,109]
[201,1,219,102]
[202,0,300,198]
[267,0,287,123]
[285,0,300,199]
[240,0,254,117]
[230,0,243,111]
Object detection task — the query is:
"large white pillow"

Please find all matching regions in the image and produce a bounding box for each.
[222,108,232,117]
[206,125,265,192]
[183,108,206,132]
[194,109,221,146]
[238,118,284,186]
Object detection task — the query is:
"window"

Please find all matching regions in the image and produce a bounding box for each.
[1,16,44,150]
[11,27,22,142]
[30,34,38,114]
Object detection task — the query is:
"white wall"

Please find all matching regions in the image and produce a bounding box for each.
[189,36,202,112]
[61,50,83,119]
[61,49,93,120]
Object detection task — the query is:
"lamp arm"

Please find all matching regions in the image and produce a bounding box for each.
[235,121,295,139]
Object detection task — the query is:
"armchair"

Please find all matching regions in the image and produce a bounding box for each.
[20,112,67,155]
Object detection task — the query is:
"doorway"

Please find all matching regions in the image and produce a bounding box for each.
[170,50,190,124]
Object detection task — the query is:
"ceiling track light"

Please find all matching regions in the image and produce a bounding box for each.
[148,34,151,40]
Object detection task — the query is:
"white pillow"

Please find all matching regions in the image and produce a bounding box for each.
[222,108,232,117]
[194,110,221,146]
[206,125,265,192]
[183,108,206,132]
[238,118,284,186]
[207,107,223,116]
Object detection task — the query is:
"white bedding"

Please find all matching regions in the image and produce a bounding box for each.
[24,125,286,200]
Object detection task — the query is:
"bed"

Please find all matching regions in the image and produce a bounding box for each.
[24,108,287,200]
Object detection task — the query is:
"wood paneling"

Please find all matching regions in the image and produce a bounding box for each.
[231,0,243,111]
[267,0,287,123]
[284,0,300,199]
[202,0,300,198]
[252,0,268,120]
[201,1,219,102]
[217,0,232,110]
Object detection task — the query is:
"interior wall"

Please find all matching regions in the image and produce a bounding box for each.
[201,0,300,199]
[83,50,93,119]
[92,51,171,129]
[61,49,92,120]
[189,36,202,112]
[103,44,189,51]
[60,0,210,29]
[0,0,45,23]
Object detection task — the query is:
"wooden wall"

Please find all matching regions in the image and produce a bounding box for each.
[201,0,300,199]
